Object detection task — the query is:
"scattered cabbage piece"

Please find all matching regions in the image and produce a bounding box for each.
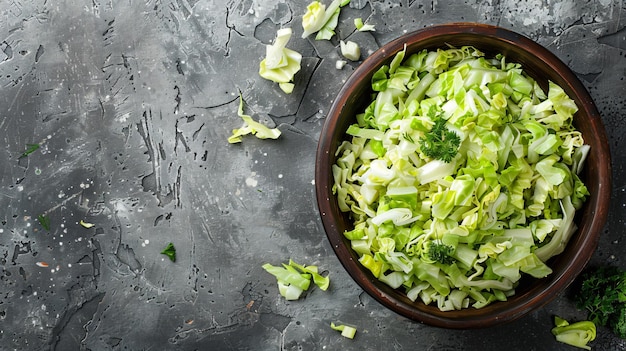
[301,0,351,40]
[262,259,330,300]
[330,322,357,339]
[332,45,590,311]
[551,316,596,350]
[259,28,302,94]
[79,220,95,228]
[354,18,375,32]
[340,40,361,61]
[228,94,281,143]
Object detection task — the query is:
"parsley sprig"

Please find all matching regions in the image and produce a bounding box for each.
[419,113,461,163]
[575,266,626,339]
[427,241,455,265]
[37,214,51,231]
[161,242,176,262]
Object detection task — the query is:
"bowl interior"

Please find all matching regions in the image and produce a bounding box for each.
[315,23,611,328]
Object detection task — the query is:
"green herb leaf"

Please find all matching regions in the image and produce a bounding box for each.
[575,266,626,338]
[161,242,176,262]
[38,214,50,231]
[428,241,455,265]
[20,143,40,158]
[79,220,95,228]
[419,117,461,163]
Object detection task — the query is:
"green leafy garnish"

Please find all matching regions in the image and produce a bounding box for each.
[551,316,596,350]
[161,242,176,262]
[20,143,40,158]
[575,266,626,339]
[427,241,455,265]
[419,116,461,163]
[37,214,50,231]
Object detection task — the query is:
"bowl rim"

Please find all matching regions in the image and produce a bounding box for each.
[315,22,612,328]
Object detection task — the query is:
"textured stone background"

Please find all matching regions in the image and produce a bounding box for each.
[0,1,624,350]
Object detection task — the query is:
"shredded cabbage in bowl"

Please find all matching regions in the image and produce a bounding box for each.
[331,45,590,311]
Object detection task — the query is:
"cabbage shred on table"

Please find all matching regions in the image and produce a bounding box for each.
[332,45,590,311]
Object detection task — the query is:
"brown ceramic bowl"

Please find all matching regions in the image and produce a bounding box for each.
[315,23,611,329]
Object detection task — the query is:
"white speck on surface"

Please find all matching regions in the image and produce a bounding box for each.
[245,172,258,187]
[278,174,283,179]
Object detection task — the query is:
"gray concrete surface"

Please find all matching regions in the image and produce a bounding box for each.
[0,0,624,350]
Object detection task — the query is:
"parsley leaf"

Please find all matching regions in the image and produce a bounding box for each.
[419,117,461,163]
[427,241,455,265]
[20,143,40,159]
[161,242,176,262]
[575,266,626,339]
[37,214,50,231]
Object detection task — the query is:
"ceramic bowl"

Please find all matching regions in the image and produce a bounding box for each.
[315,23,611,329]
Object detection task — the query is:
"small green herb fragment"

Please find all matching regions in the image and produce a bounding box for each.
[37,214,50,231]
[161,242,176,262]
[20,143,40,158]
[427,241,455,265]
[419,117,461,163]
[575,266,626,339]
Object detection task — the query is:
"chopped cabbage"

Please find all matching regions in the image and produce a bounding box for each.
[259,28,302,94]
[332,45,590,310]
[340,40,361,61]
[301,0,351,40]
[262,259,329,300]
[228,94,281,143]
[330,322,357,339]
[551,316,596,350]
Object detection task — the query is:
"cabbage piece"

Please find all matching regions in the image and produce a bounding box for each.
[259,28,302,94]
[340,40,361,61]
[330,322,357,339]
[262,263,311,300]
[354,17,375,32]
[262,259,330,300]
[228,95,281,143]
[551,316,596,350]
